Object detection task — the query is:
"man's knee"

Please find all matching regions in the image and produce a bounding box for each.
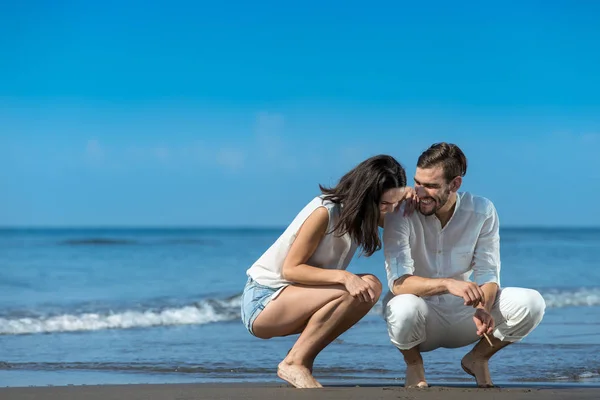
[384,294,428,349]
[385,294,427,326]
[524,288,546,322]
[502,287,546,325]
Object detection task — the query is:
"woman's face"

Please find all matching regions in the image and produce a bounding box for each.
[379,187,406,215]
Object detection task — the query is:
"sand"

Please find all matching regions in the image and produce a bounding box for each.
[1,383,599,400]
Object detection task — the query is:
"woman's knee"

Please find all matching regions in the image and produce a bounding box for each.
[357,274,383,303]
[252,327,274,340]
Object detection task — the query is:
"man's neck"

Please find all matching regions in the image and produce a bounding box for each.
[435,193,457,229]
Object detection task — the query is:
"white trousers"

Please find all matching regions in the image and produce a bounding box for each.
[383,287,546,352]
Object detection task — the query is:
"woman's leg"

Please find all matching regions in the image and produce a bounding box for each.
[252,274,382,388]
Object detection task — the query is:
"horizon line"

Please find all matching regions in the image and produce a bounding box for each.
[1,225,599,230]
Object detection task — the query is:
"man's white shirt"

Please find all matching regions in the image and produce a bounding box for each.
[383,192,501,295]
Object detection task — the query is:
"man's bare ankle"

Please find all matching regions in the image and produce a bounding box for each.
[403,354,423,365]
[404,362,427,388]
[463,350,489,363]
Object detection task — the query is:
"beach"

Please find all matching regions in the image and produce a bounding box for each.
[2,383,600,400]
[1,228,599,388]
[4,0,600,396]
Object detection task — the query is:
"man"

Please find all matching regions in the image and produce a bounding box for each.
[382,142,546,388]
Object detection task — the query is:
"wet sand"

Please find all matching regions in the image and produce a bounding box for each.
[1,383,599,400]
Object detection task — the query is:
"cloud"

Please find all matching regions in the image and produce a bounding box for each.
[339,146,365,163]
[255,112,285,136]
[581,133,599,144]
[253,111,305,170]
[552,131,599,144]
[105,142,234,170]
[182,141,206,160]
[85,139,105,163]
[255,112,285,160]
[80,111,318,174]
[216,148,246,171]
[124,145,180,165]
[154,146,170,162]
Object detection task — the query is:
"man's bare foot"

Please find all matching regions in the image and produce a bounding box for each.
[405,362,428,388]
[461,352,494,388]
[277,360,323,389]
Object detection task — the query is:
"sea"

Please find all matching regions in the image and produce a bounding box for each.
[1,227,600,388]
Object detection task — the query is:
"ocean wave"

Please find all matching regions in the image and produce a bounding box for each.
[0,361,391,376]
[161,239,220,246]
[2,361,598,384]
[369,287,600,316]
[57,238,221,246]
[0,297,241,335]
[59,238,138,246]
[2,287,599,336]
[541,288,600,308]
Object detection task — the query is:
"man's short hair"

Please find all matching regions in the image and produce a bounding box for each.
[417,142,467,183]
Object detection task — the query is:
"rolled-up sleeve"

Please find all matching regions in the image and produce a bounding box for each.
[383,210,414,292]
[473,204,501,287]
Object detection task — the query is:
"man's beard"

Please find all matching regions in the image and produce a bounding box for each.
[418,190,450,216]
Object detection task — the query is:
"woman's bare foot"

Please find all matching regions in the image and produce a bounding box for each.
[405,362,428,388]
[277,360,323,388]
[461,352,494,388]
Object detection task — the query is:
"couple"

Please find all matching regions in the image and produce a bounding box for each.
[240,142,546,389]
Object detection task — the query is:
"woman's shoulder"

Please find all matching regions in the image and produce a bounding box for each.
[283,195,340,229]
[314,195,339,210]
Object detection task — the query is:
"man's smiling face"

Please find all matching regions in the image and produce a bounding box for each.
[414,165,452,216]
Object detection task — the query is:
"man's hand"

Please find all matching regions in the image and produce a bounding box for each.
[444,279,486,307]
[473,308,495,336]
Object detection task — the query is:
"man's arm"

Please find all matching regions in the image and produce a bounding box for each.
[394,273,487,306]
[383,209,449,296]
[478,283,498,313]
[392,275,450,297]
[472,203,501,312]
[382,209,414,293]
[383,208,488,305]
[471,203,501,338]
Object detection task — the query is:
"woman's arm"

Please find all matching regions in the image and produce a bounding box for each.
[281,206,375,301]
[282,206,349,285]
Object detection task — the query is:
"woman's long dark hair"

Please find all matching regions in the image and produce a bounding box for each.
[319,154,407,257]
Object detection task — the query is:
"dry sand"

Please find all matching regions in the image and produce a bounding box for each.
[1,383,599,400]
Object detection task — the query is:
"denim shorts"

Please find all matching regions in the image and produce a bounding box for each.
[240,277,282,336]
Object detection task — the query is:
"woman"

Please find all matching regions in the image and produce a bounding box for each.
[241,154,411,388]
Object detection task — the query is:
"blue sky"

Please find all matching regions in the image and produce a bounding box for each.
[1,1,599,227]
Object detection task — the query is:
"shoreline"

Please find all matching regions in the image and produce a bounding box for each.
[4,381,600,389]
[1,382,600,400]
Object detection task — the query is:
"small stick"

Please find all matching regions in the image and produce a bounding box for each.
[483,333,494,347]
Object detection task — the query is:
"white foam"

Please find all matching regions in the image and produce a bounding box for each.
[2,287,599,335]
[541,287,600,308]
[368,287,600,317]
[0,298,241,335]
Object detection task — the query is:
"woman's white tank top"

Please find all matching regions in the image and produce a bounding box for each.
[246,195,358,289]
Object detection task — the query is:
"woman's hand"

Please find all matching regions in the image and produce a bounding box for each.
[342,272,377,303]
[400,187,419,216]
